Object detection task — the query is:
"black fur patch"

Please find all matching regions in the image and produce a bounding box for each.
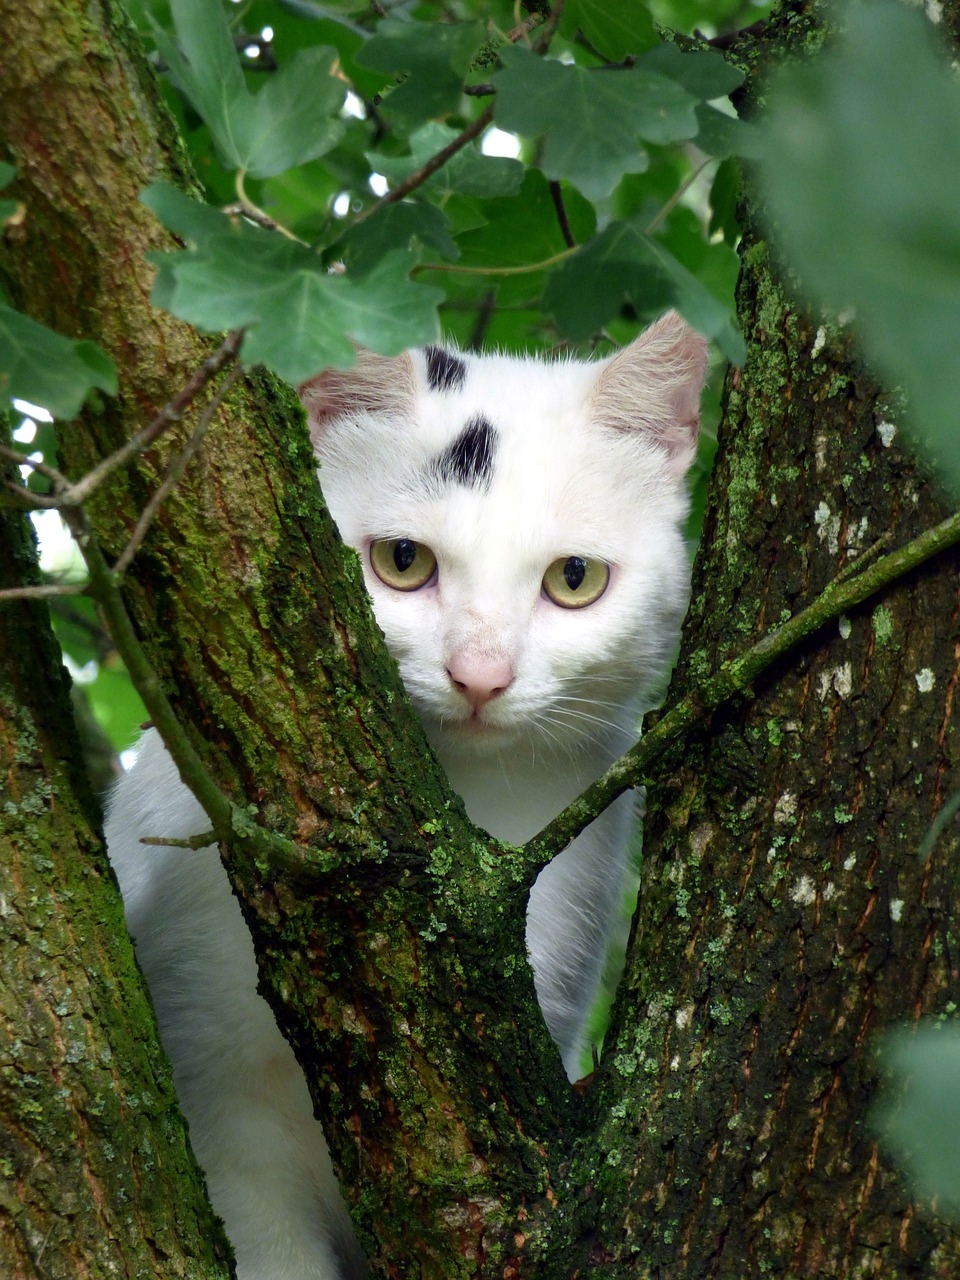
[425,346,467,393]
[434,416,497,489]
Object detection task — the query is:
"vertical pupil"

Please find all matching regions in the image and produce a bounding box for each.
[564,556,586,590]
[394,539,417,572]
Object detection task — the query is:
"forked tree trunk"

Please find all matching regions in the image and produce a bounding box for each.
[1,0,959,1277]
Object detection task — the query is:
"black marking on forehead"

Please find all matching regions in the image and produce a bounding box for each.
[434,415,498,489]
[425,346,467,393]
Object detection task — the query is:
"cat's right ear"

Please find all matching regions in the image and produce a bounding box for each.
[298,349,418,447]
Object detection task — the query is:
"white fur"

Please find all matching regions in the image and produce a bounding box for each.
[105,312,707,1279]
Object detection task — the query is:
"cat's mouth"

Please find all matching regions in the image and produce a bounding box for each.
[434,703,522,749]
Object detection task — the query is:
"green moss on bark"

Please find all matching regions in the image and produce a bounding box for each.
[0,462,231,1279]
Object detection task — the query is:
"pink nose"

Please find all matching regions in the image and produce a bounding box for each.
[446,655,515,711]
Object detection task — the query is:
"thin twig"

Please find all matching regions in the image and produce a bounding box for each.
[0,444,66,487]
[351,106,495,225]
[113,366,243,575]
[549,180,576,248]
[55,499,318,877]
[468,290,496,352]
[140,832,217,850]
[232,173,303,243]
[67,329,245,507]
[0,582,87,601]
[347,1,560,225]
[509,2,535,46]
[835,531,895,584]
[533,0,565,54]
[223,201,285,234]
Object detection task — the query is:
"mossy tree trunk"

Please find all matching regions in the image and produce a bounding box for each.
[0,464,232,1278]
[572,9,960,1274]
[0,1,569,1276]
[2,0,960,1277]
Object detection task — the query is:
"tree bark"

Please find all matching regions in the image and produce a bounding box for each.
[0,1,568,1274]
[0,464,232,1278]
[3,0,960,1276]
[574,10,960,1273]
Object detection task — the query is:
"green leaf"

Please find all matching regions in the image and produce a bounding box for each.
[0,303,118,419]
[231,46,346,177]
[637,42,744,100]
[694,103,761,160]
[370,123,524,200]
[355,19,486,129]
[339,202,459,273]
[0,161,17,223]
[452,170,596,308]
[876,1026,960,1218]
[492,46,698,199]
[143,185,442,383]
[708,158,740,246]
[758,0,960,490]
[560,0,657,59]
[543,217,744,363]
[155,0,345,178]
[142,180,229,239]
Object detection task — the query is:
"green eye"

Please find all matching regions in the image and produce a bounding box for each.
[370,539,437,591]
[542,556,609,609]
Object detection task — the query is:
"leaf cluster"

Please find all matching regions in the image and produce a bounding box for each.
[3,0,753,420]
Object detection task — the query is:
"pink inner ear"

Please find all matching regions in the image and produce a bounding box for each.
[590,311,709,479]
[299,349,417,444]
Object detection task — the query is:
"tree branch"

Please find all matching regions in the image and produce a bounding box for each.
[352,105,495,224]
[113,365,243,574]
[549,180,577,248]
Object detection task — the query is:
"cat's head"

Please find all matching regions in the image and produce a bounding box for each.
[300,312,707,758]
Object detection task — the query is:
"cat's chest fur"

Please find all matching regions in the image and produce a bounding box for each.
[106,312,707,1280]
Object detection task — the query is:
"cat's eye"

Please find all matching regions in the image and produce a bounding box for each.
[542,556,610,609]
[370,538,437,591]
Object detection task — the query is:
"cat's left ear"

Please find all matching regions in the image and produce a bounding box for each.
[299,348,418,448]
[589,311,708,480]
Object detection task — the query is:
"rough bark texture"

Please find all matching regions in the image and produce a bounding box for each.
[0,471,231,1278]
[573,9,960,1274]
[0,1,569,1275]
[3,0,960,1276]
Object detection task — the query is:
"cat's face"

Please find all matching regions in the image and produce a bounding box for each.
[301,314,707,757]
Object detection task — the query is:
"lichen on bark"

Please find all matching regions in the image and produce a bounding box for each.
[0,454,232,1279]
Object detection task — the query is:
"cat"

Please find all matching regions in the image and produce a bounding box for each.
[104,310,707,1280]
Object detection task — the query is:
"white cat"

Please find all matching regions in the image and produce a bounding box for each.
[105,311,707,1280]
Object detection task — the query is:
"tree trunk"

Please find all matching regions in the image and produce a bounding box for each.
[2,0,960,1276]
[574,13,960,1271]
[0,1,569,1274]
[0,464,231,1278]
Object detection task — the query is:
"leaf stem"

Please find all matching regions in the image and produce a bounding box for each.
[415,246,576,277]
[645,158,714,236]
[231,171,304,242]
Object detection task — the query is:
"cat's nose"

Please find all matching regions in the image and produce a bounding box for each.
[446,655,515,711]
